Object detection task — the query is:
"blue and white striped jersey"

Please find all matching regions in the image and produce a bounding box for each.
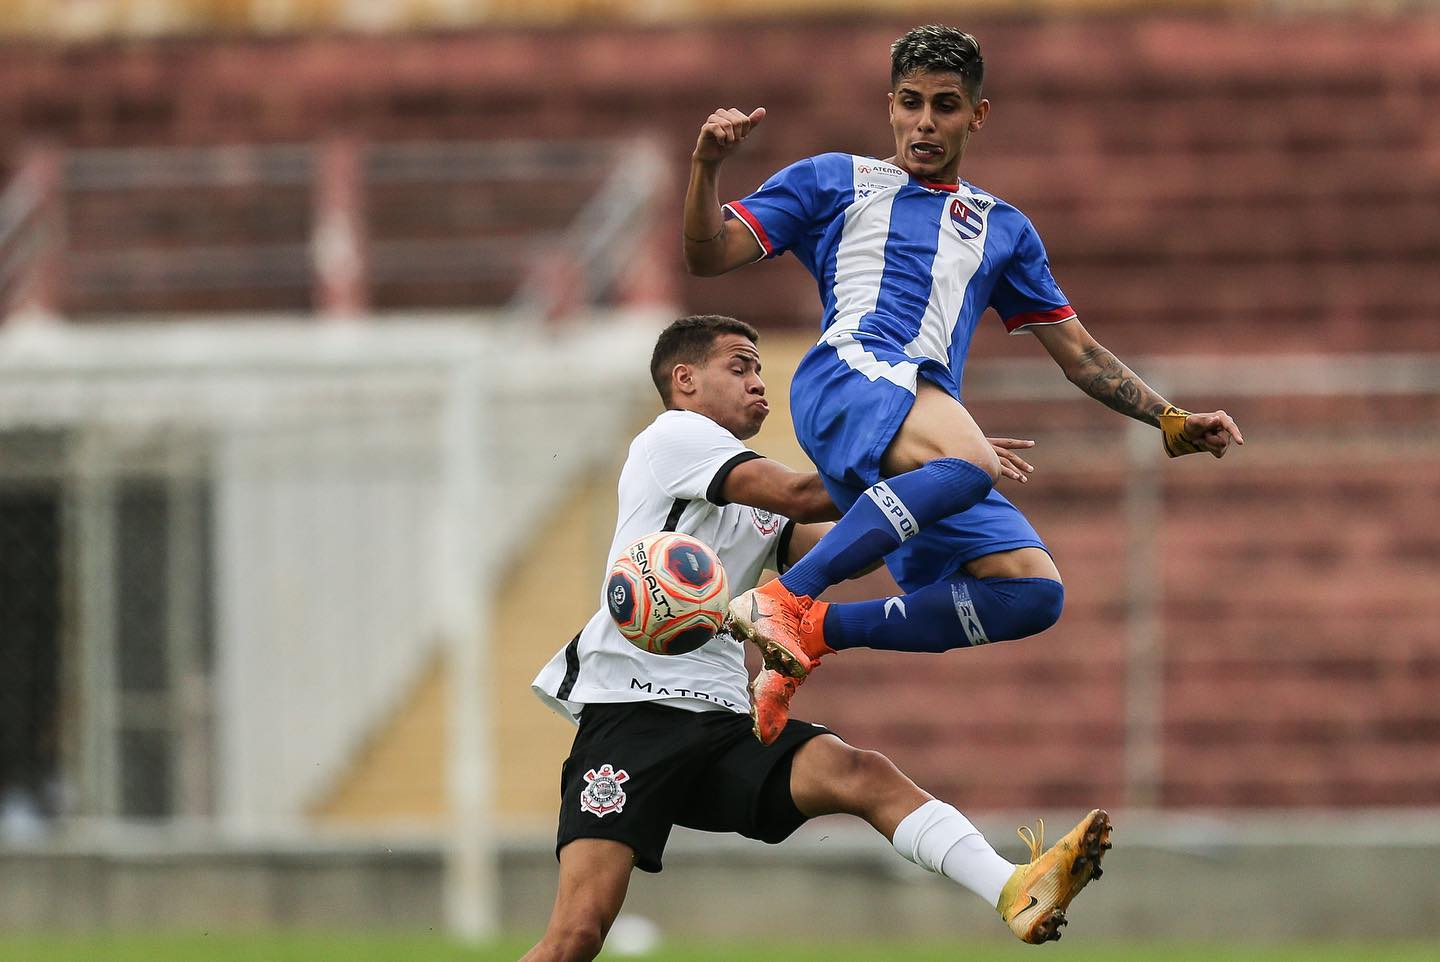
[726,153,1076,382]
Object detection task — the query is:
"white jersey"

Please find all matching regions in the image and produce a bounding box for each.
[532,410,793,724]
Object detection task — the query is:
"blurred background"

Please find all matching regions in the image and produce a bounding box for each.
[0,0,1438,957]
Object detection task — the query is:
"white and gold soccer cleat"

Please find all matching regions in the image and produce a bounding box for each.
[996,809,1112,944]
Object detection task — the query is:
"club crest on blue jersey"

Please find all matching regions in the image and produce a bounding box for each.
[949,198,985,240]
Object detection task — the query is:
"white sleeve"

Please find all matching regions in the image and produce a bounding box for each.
[642,412,764,505]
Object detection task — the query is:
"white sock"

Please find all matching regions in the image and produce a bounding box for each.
[891,799,1016,907]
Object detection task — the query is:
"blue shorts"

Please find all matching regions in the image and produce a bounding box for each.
[791,333,1048,593]
[790,332,958,490]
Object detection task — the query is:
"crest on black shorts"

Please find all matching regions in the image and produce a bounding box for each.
[579,763,629,817]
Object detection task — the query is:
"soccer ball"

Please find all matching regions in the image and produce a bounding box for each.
[606,531,730,655]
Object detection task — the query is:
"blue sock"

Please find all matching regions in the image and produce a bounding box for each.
[824,577,1064,653]
[779,458,994,599]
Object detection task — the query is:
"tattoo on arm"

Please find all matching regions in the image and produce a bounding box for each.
[1074,346,1167,426]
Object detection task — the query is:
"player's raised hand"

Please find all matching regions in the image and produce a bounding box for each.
[694,107,766,165]
[1184,410,1245,458]
[988,437,1036,483]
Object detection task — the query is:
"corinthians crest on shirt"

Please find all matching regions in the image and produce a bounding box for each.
[751,507,782,536]
[948,197,985,240]
[580,763,629,817]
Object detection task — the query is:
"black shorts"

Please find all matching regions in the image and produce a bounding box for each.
[556,701,833,873]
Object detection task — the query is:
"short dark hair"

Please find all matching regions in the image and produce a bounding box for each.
[650,314,760,407]
[891,25,985,104]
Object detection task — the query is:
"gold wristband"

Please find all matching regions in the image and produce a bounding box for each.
[1159,404,1205,458]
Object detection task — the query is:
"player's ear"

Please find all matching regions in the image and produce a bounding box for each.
[672,362,697,399]
[970,99,990,132]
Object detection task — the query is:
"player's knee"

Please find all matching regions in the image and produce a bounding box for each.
[929,454,999,498]
[835,745,902,797]
[1011,577,1064,638]
[928,448,1001,485]
[969,447,1002,485]
[546,917,606,962]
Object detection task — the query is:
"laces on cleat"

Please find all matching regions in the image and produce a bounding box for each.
[1017,819,1044,863]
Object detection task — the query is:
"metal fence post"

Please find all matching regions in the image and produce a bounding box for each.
[1124,420,1164,809]
[4,142,65,322]
[443,359,499,942]
[311,137,368,320]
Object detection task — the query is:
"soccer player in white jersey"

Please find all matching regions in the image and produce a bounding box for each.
[682,24,1245,738]
[524,316,1110,959]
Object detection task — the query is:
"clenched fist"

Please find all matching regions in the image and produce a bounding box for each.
[694,107,766,165]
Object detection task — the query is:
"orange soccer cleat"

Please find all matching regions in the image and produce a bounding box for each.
[725,579,833,679]
[748,668,803,746]
[996,809,1113,944]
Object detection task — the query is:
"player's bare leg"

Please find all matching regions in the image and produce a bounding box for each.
[788,734,1019,909]
[789,735,1111,943]
[881,379,1001,478]
[787,733,931,837]
[964,545,1061,582]
[520,838,635,962]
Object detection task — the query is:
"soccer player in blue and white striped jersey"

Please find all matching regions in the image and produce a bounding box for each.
[683,25,1244,739]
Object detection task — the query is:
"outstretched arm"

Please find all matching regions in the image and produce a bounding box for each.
[721,433,1036,524]
[684,107,767,276]
[720,457,839,524]
[1031,318,1244,458]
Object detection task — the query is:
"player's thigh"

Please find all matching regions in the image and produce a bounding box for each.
[788,733,866,816]
[881,379,1000,478]
[788,734,926,825]
[549,838,635,933]
[964,545,1061,582]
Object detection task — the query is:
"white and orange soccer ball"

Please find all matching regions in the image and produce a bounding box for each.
[606,531,730,655]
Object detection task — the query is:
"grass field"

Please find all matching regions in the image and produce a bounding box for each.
[1,936,1437,962]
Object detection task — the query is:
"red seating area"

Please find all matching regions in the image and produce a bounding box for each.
[2,15,1437,810]
[2,16,1438,334]
[790,448,1440,811]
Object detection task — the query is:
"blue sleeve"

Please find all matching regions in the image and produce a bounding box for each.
[990,217,1077,333]
[725,158,821,259]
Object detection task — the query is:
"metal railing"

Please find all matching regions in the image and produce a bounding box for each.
[0,137,669,322]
